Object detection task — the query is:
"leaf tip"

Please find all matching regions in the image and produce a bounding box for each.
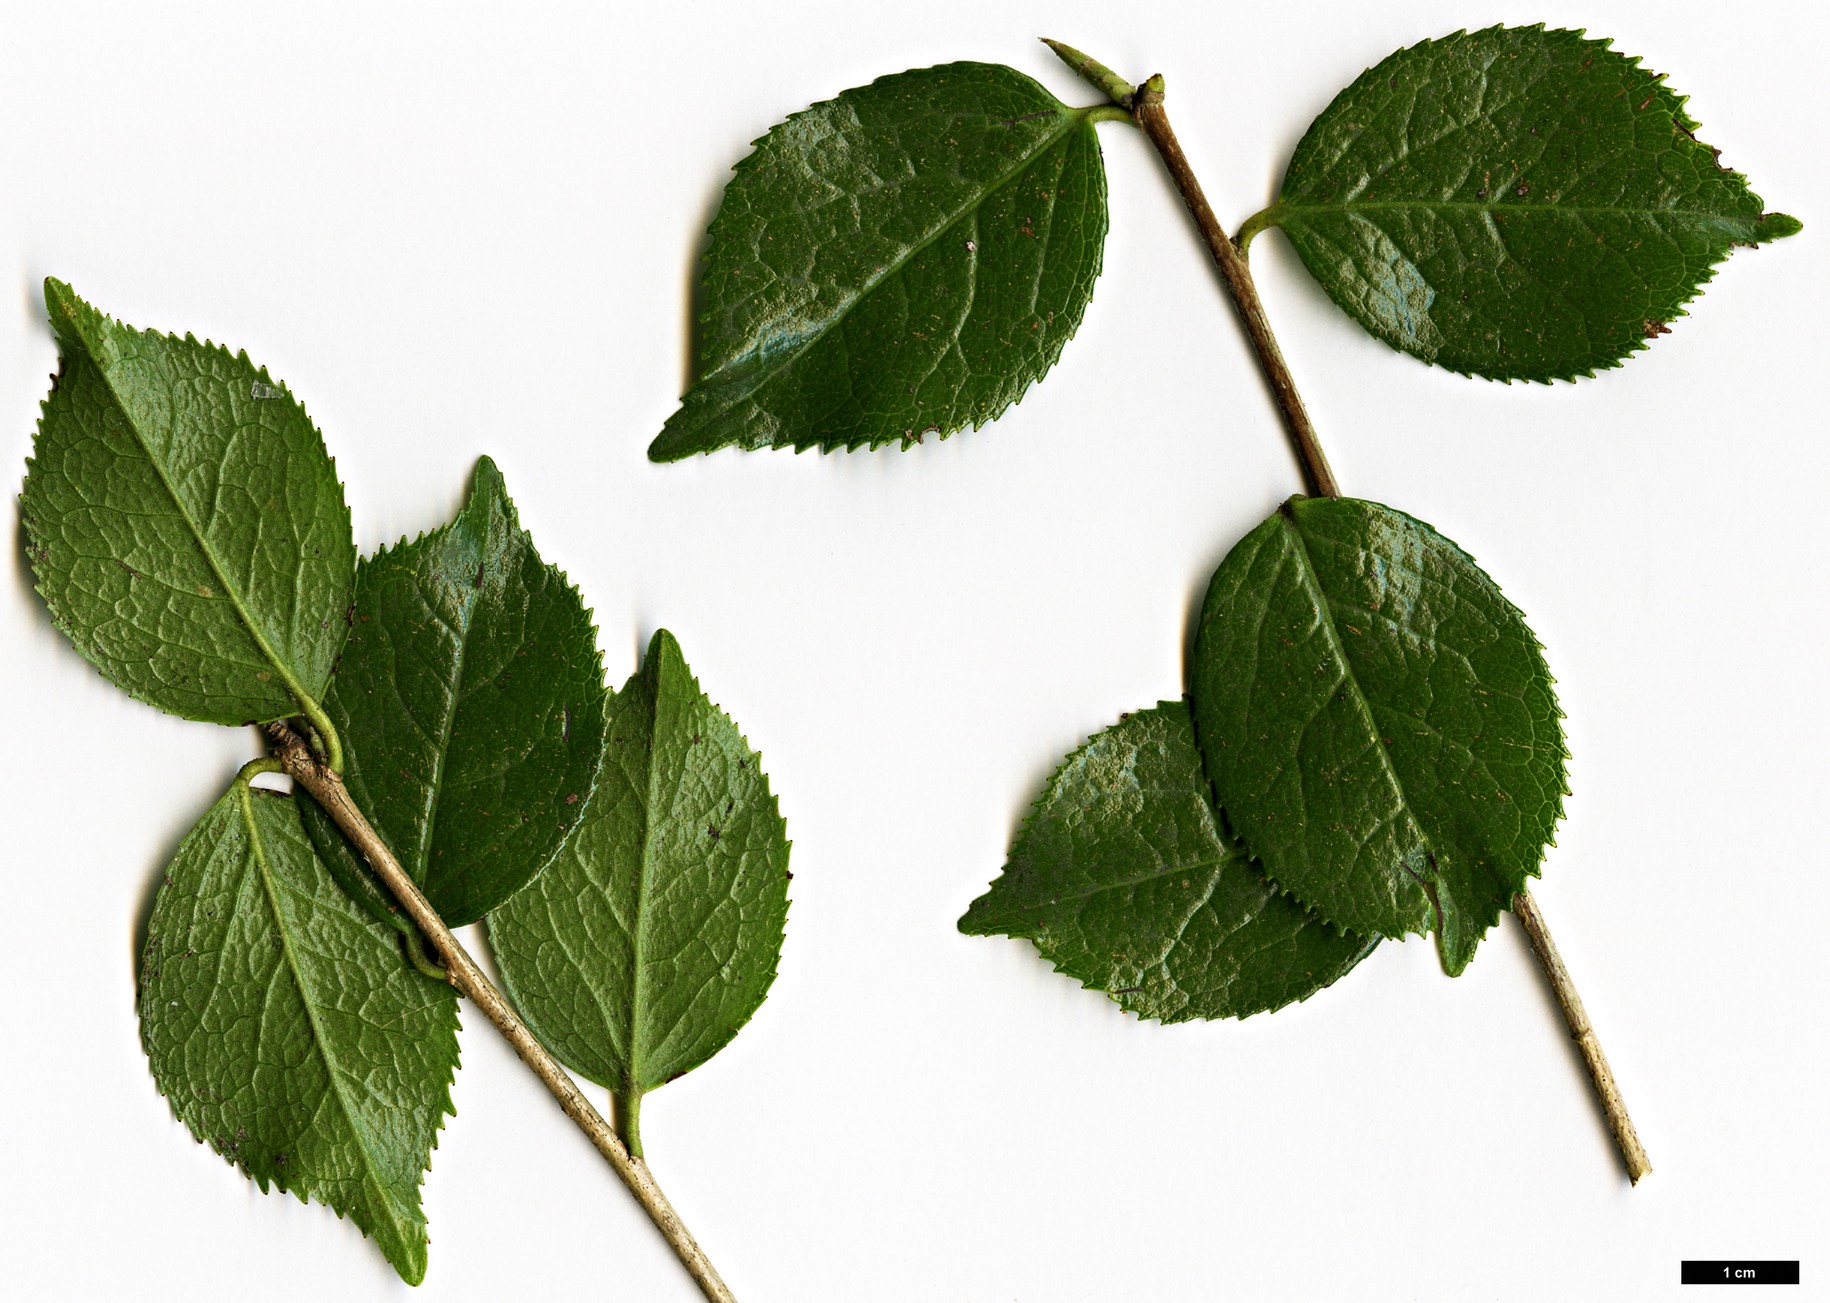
[647,422,711,463]
[389,1238,430,1287]
[42,276,75,316]
[467,454,509,511]
[645,626,684,669]
[41,278,91,351]
[1756,212,1803,242]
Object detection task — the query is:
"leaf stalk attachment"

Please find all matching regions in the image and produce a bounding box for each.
[267,722,736,1301]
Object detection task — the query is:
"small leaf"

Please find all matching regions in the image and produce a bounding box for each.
[21,280,354,724]
[650,62,1109,459]
[487,630,789,1111]
[139,781,459,1285]
[960,702,1374,1022]
[299,458,608,928]
[1190,497,1567,975]
[1255,26,1799,380]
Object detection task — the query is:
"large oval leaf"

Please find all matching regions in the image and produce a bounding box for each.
[959,702,1374,1022]
[487,631,789,1126]
[22,280,354,724]
[140,781,459,1284]
[1252,26,1799,380]
[650,62,1109,458]
[1190,497,1567,975]
[299,458,608,927]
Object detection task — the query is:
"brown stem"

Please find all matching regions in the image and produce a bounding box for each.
[1128,79,1340,500]
[267,723,736,1302]
[1513,889,1652,1183]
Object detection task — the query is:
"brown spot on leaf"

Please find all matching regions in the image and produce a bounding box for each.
[1644,319,1671,338]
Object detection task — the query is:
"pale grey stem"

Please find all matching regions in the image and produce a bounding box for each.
[268,723,736,1302]
[1513,889,1652,1183]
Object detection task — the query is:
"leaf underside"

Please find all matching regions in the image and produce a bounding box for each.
[650,62,1109,459]
[21,280,354,724]
[1190,497,1567,975]
[299,458,609,928]
[1265,25,1799,381]
[488,630,790,1100]
[961,702,1375,1022]
[140,784,459,1284]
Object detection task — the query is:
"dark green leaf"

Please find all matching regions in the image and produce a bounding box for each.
[487,630,789,1110]
[139,781,459,1285]
[960,702,1374,1022]
[21,280,354,724]
[300,458,608,928]
[1253,26,1800,380]
[1190,497,1566,975]
[650,62,1109,459]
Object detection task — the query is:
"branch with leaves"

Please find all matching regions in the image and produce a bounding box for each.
[651,25,1798,1184]
[20,281,789,1298]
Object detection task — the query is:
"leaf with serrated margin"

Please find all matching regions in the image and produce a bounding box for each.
[1190,497,1567,976]
[960,702,1374,1022]
[299,458,608,928]
[487,630,789,1118]
[650,62,1109,459]
[1251,25,1800,380]
[139,781,459,1284]
[21,280,354,724]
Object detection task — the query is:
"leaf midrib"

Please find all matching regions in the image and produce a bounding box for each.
[76,326,323,719]
[237,787,415,1248]
[410,555,484,891]
[626,664,666,1098]
[1025,851,1234,910]
[1272,198,1759,224]
[691,105,1093,423]
[1276,509,1433,923]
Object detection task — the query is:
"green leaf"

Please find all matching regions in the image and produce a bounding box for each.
[1189,497,1567,975]
[139,780,459,1285]
[299,458,608,928]
[21,280,354,725]
[487,630,789,1126]
[960,702,1374,1022]
[1252,26,1800,380]
[650,62,1110,459]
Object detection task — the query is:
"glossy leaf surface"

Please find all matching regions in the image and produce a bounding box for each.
[651,62,1109,458]
[1257,26,1799,380]
[488,631,789,1103]
[21,280,354,724]
[140,782,459,1284]
[960,702,1374,1022]
[300,459,607,927]
[1190,497,1566,975]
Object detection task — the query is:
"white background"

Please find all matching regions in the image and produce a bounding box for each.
[3,2,1825,1299]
